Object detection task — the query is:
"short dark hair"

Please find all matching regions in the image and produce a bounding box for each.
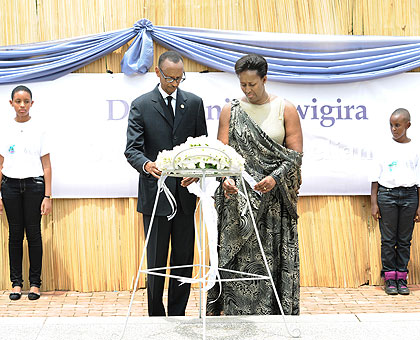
[234,54,268,78]
[158,51,184,68]
[11,85,32,100]
[391,108,411,122]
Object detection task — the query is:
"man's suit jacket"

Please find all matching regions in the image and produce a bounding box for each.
[125,85,208,216]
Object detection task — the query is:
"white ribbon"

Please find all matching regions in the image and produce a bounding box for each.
[236,171,261,217]
[177,172,259,291]
[158,175,177,221]
[180,179,221,291]
[242,170,261,196]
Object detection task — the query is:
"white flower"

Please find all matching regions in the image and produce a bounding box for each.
[155,136,244,172]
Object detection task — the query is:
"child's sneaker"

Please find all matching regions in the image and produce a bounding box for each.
[384,271,398,295]
[397,271,410,295]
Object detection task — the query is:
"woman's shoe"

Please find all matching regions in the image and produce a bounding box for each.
[9,292,22,301]
[28,292,41,300]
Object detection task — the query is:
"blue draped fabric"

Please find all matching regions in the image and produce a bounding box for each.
[0,28,137,84]
[2,18,420,84]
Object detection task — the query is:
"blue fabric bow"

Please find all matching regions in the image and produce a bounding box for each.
[121,19,154,75]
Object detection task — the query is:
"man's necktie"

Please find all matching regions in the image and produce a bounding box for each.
[167,96,175,122]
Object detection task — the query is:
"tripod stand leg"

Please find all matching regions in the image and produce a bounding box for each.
[119,178,165,340]
[239,176,301,338]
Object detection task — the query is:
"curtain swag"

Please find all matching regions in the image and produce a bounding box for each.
[2,18,420,84]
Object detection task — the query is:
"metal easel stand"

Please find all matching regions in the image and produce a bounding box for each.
[119,168,300,339]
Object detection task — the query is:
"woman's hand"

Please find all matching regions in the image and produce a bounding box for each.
[181,177,199,187]
[254,176,276,193]
[0,199,3,214]
[41,197,52,215]
[223,177,238,198]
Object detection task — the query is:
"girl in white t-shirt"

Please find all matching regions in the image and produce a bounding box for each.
[371,108,420,296]
[0,85,52,301]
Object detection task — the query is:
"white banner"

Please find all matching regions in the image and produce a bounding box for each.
[1,72,419,197]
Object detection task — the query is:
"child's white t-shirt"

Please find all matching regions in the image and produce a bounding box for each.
[370,139,420,188]
[0,117,50,179]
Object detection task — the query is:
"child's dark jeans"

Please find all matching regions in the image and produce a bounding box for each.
[1,175,44,288]
[377,184,418,275]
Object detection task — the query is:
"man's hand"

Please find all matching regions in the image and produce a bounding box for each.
[145,162,162,179]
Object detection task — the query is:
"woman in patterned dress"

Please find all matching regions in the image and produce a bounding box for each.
[207,54,303,315]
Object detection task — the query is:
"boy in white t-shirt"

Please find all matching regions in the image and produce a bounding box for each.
[371,108,420,295]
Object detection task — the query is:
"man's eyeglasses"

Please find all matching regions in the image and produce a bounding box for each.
[158,67,186,83]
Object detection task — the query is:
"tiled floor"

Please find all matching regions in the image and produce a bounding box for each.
[1,285,420,317]
[300,285,420,314]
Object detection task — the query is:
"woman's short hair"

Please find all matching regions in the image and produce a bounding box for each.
[234,54,268,78]
[11,85,32,100]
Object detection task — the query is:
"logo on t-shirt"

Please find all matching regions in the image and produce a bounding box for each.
[388,161,397,171]
[8,145,15,154]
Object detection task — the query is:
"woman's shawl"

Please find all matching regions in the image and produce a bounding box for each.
[214,99,303,267]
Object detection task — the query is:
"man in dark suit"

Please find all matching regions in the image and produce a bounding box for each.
[125,51,207,316]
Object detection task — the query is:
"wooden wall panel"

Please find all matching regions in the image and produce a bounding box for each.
[1,0,420,290]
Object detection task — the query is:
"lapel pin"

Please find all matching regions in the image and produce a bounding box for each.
[180,104,185,109]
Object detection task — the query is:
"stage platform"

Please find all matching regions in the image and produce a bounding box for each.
[2,313,420,340]
[1,286,420,339]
